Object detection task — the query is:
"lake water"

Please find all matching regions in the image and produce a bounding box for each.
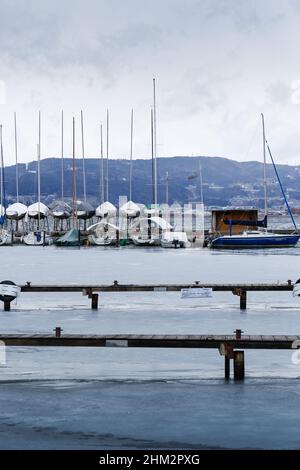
[1,245,300,449]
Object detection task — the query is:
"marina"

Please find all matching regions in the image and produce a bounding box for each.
[0,246,300,449]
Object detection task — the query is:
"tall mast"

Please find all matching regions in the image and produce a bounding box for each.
[198,158,203,205]
[106,109,109,201]
[0,124,3,211]
[72,116,77,229]
[153,77,158,205]
[129,109,134,201]
[80,110,87,202]
[151,109,155,205]
[261,113,268,218]
[61,110,64,201]
[165,171,169,205]
[14,112,19,202]
[100,122,104,204]
[37,111,41,231]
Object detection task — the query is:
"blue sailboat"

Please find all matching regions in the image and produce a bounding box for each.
[210,114,300,249]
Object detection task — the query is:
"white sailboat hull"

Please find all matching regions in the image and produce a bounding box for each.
[23,231,49,246]
[0,230,10,246]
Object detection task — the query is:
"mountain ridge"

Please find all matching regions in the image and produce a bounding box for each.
[2,155,300,208]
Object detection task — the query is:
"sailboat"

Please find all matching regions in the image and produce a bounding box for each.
[210,114,300,249]
[87,220,119,246]
[76,110,95,223]
[24,112,49,245]
[94,111,118,222]
[119,110,141,220]
[0,124,10,245]
[51,111,72,226]
[6,113,27,226]
[130,216,172,246]
[56,116,83,246]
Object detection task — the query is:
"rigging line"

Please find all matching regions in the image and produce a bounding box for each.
[266,140,298,232]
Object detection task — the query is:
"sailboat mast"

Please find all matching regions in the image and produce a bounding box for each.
[198,158,203,205]
[0,125,3,211]
[165,171,169,205]
[14,112,19,202]
[151,109,155,205]
[153,78,158,206]
[37,111,41,231]
[100,122,104,204]
[61,110,64,201]
[129,109,134,201]
[261,113,268,218]
[80,110,87,202]
[106,109,109,201]
[72,117,77,229]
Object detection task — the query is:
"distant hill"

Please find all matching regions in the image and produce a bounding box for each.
[2,155,300,209]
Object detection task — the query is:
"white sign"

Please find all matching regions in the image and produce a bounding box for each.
[105,340,128,347]
[181,287,213,299]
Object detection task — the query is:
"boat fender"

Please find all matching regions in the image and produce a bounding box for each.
[293,279,300,297]
[0,280,20,302]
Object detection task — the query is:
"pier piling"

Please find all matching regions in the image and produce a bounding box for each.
[91,293,99,310]
[240,290,247,310]
[233,350,245,380]
[224,356,230,380]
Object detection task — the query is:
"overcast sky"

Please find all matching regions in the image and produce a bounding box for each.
[1,0,300,165]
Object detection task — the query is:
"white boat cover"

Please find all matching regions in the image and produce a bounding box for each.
[95,201,117,218]
[27,202,49,217]
[6,202,28,219]
[119,201,140,218]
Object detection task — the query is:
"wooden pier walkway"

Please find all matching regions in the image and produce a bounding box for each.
[0,333,298,349]
[0,330,299,380]
[14,280,294,311]
[20,281,294,292]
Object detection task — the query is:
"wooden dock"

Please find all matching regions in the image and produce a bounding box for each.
[0,333,298,349]
[0,330,299,380]
[14,280,294,311]
[20,281,294,292]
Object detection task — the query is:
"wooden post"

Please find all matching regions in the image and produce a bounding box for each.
[224,356,230,380]
[234,350,245,380]
[240,290,247,310]
[91,293,99,310]
[4,300,11,311]
[54,327,62,338]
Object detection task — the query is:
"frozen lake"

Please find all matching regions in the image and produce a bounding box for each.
[0,245,300,449]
